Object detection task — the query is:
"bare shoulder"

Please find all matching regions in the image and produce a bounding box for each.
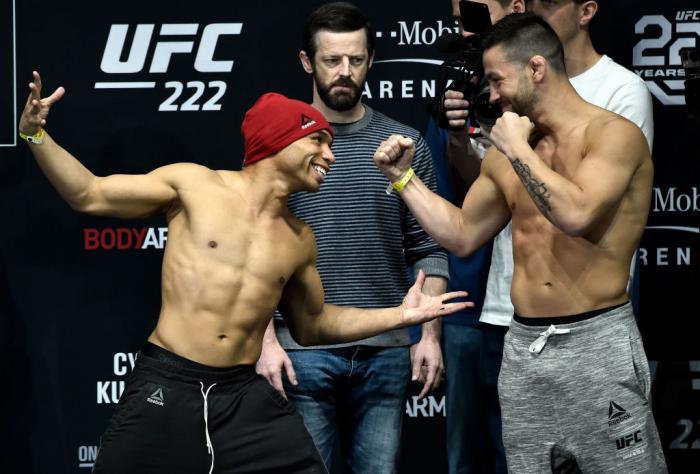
[587,110,648,151]
[152,162,220,187]
[288,214,317,264]
[584,110,650,164]
[214,169,247,188]
[588,108,641,135]
[292,214,316,246]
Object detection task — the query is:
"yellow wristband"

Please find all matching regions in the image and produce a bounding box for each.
[391,167,415,193]
[19,129,45,144]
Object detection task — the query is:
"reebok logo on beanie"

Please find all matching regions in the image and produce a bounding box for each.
[241,93,332,166]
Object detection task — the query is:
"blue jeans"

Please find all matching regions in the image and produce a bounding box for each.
[444,323,507,474]
[284,346,411,474]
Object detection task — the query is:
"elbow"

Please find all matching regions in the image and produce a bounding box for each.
[67,196,90,213]
[452,238,477,258]
[290,331,315,347]
[558,213,593,238]
[562,226,587,238]
[69,196,102,215]
[427,231,473,258]
[69,199,90,213]
[286,323,320,347]
[296,337,317,347]
[67,181,99,214]
[453,245,472,258]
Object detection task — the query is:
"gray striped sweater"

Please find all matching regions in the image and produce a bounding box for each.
[275,105,448,349]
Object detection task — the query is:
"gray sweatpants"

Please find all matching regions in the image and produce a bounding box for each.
[498,303,667,473]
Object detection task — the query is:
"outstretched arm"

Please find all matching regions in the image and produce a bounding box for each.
[488,112,649,237]
[278,235,472,346]
[19,71,185,218]
[374,135,510,257]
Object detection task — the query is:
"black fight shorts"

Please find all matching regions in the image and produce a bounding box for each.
[93,342,326,474]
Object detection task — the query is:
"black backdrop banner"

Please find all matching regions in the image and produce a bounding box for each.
[0,1,698,472]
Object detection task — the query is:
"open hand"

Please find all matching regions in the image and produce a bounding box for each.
[19,71,65,135]
[400,270,472,326]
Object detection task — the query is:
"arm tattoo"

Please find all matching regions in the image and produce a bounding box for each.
[511,159,552,215]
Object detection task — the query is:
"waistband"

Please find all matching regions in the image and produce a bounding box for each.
[508,302,633,338]
[136,341,256,385]
[513,301,628,326]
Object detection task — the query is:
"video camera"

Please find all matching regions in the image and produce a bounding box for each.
[430,0,502,130]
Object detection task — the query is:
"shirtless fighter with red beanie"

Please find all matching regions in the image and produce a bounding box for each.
[18,72,471,474]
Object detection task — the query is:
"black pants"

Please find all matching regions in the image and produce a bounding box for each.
[93,342,326,473]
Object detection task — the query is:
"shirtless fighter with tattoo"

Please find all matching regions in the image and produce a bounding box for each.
[373,13,666,474]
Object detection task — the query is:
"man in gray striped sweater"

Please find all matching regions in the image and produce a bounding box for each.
[256,3,450,473]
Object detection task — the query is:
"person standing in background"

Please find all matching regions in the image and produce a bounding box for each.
[256,3,450,473]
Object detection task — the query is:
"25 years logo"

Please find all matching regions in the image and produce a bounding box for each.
[633,11,699,105]
[96,23,242,112]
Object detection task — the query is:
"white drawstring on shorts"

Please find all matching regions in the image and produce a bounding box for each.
[529,324,571,354]
[200,382,218,474]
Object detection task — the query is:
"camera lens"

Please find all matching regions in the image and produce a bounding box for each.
[473,89,502,128]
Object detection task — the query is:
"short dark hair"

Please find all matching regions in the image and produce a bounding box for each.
[483,12,566,75]
[302,2,375,60]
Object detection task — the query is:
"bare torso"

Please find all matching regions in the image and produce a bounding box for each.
[489,109,653,316]
[148,169,311,366]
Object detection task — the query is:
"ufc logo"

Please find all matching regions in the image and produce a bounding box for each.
[616,430,643,450]
[676,11,700,21]
[100,23,242,74]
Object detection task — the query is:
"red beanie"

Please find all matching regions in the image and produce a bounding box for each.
[241,93,333,166]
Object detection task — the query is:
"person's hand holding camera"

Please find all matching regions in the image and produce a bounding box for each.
[443,90,471,129]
